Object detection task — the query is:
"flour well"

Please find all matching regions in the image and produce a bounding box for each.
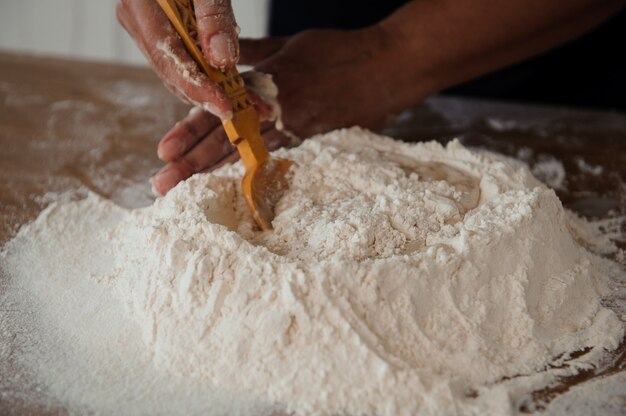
[1,128,624,415]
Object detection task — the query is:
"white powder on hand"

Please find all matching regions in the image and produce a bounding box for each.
[1,128,624,415]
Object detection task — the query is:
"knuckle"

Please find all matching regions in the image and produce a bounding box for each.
[178,156,199,176]
[179,119,201,140]
[220,133,234,153]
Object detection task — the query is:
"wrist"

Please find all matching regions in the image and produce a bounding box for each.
[366,21,442,114]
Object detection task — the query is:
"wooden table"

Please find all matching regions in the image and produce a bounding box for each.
[0,52,625,414]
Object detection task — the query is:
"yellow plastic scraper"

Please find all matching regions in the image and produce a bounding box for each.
[156,0,292,230]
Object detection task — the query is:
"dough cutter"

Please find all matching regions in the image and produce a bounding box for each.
[156,0,292,230]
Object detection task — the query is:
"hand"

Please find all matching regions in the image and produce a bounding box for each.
[151,107,292,195]
[116,0,240,118]
[239,27,411,138]
[151,27,418,195]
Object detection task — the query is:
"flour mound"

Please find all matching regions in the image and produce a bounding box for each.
[2,128,624,415]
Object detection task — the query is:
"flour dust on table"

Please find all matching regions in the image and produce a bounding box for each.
[1,128,624,415]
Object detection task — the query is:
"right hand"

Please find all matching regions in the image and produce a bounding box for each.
[116,0,240,118]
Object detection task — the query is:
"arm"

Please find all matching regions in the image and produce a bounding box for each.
[377,0,626,113]
[235,0,623,138]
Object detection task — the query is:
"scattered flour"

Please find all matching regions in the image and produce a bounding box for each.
[240,71,300,143]
[546,371,626,416]
[155,39,229,118]
[156,39,204,88]
[575,157,604,176]
[1,128,624,415]
[531,155,566,190]
[487,118,520,132]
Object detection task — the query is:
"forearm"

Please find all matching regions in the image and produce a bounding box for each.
[378,0,625,109]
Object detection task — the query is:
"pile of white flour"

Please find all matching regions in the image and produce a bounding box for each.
[1,128,624,415]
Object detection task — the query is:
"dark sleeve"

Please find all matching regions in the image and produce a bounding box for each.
[269,0,411,36]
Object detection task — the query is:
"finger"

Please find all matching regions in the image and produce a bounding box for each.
[196,126,294,176]
[158,107,221,162]
[205,151,240,172]
[193,0,239,69]
[153,39,232,117]
[121,0,232,117]
[239,37,288,66]
[151,128,235,195]
[204,125,293,173]
[116,1,145,43]
[202,127,296,173]
[261,126,292,151]
[261,122,303,152]
[248,90,275,121]
[118,1,186,102]
[115,2,132,34]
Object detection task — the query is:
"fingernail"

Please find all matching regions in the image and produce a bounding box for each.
[209,32,238,68]
[151,166,181,195]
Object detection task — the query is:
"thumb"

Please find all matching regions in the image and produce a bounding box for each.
[239,37,288,66]
[193,0,239,69]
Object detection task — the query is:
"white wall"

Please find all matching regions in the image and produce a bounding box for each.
[0,0,269,65]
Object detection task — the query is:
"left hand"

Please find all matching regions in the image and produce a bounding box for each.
[152,26,416,195]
